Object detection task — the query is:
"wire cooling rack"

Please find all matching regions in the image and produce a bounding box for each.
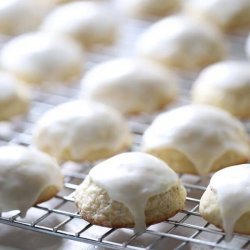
[0,12,250,250]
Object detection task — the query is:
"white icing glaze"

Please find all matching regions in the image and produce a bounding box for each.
[0,72,30,120]
[185,0,250,29]
[0,145,63,216]
[41,1,117,48]
[33,100,132,161]
[209,164,250,240]
[136,15,225,70]
[0,0,49,36]
[81,58,178,114]
[193,61,250,90]
[89,152,179,233]
[142,105,249,175]
[0,32,84,84]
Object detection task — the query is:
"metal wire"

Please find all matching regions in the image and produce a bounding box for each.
[0,18,250,250]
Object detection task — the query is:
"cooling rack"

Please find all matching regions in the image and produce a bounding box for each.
[0,12,250,250]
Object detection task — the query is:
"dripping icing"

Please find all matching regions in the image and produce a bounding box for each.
[89,152,178,233]
[210,164,250,241]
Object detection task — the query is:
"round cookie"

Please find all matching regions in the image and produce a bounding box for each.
[136,15,226,71]
[0,145,63,216]
[0,72,30,120]
[141,105,249,175]
[192,61,250,118]
[184,0,250,32]
[74,152,186,232]
[0,32,84,84]
[41,1,117,49]
[115,0,181,18]
[33,100,132,162]
[81,58,178,115]
[200,164,250,240]
[0,0,49,36]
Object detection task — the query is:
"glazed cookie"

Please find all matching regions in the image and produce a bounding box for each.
[33,100,132,162]
[74,152,186,232]
[184,0,250,32]
[200,164,250,240]
[192,61,250,118]
[141,105,249,175]
[0,0,49,36]
[115,0,181,18]
[0,32,84,84]
[41,1,117,48]
[0,145,63,216]
[81,58,178,115]
[136,15,225,71]
[0,72,30,120]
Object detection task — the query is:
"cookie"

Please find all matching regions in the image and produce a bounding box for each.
[41,1,116,48]
[136,15,226,71]
[200,164,250,240]
[184,0,250,32]
[192,61,250,118]
[0,0,49,36]
[0,145,63,216]
[81,58,178,115]
[0,72,30,120]
[0,32,84,84]
[74,152,186,232]
[142,105,249,175]
[33,100,132,162]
